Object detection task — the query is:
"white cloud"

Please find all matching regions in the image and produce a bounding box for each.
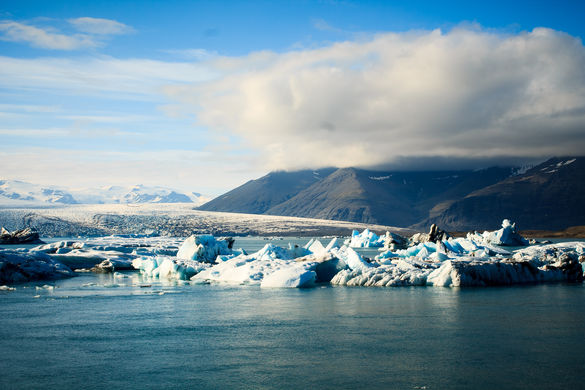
[68,17,133,35]
[164,27,585,170]
[0,55,217,98]
[0,20,95,50]
[312,18,342,33]
[163,48,218,61]
[0,148,264,195]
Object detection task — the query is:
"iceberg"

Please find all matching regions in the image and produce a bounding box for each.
[0,227,44,245]
[345,229,385,248]
[176,234,235,262]
[132,256,210,280]
[468,219,529,246]
[191,242,323,287]
[0,249,75,283]
[426,257,583,287]
[31,240,135,270]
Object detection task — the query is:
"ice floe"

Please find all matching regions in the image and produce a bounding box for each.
[345,229,385,248]
[0,249,75,283]
[2,217,583,289]
[468,219,529,246]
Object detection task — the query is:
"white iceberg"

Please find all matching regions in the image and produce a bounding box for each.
[176,234,235,262]
[468,219,529,246]
[345,229,385,248]
[132,256,210,280]
[191,243,320,288]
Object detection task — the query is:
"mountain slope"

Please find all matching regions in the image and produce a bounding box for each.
[265,167,513,226]
[421,157,585,230]
[197,168,336,214]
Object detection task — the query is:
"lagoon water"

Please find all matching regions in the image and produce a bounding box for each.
[2,277,585,389]
[1,237,585,389]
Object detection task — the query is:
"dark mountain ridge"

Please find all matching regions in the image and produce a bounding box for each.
[199,157,585,230]
[199,165,514,227]
[420,157,585,231]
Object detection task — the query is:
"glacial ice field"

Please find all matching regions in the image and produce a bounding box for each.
[1,219,584,288]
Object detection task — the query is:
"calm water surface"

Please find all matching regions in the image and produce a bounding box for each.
[1,275,584,390]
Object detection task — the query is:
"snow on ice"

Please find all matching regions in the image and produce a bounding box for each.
[1,218,584,288]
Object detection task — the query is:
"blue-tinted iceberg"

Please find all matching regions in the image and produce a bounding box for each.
[345,229,385,248]
[132,256,210,280]
[176,234,234,262]
[468,219,529,246]
[0,249,75,283]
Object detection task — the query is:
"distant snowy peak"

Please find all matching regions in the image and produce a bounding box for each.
[72,184,210,205]
[0,180,78,205]
[536,158,577,174]
[0,180,208,206]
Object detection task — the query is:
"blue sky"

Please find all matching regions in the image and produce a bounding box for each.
[1,0,585,195]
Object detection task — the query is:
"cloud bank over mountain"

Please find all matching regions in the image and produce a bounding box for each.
[166,27,585,170]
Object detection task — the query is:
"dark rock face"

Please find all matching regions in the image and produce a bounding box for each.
[409,224,451,245]
[0,227,45,245]
[198,168,337,214]
[199,166,513,227]
[421,157,585,231]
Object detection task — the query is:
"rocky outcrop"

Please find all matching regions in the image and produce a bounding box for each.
[410,224,451,244]
[0,227,45,245]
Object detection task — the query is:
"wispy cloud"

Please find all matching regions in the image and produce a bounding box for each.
[163,48,218,61]
[0,147,263,194]
[164,27,585,170]
[0,20,95,50]
[0,56,217,98]
[312,18,342,33]
[0,17,132,50]
[68,17,133,35]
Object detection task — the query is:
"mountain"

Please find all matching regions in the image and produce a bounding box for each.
[0,180,78,205]
[420,157,585,231]
[0,180,209,206]
[265,167,514,226]
[199,166,513,227]
[198,168,336,214]
[71,185,208,205]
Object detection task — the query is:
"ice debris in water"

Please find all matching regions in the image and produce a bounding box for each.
[467,219,529,246]
[345,229,385,248]
[176,235,235,262]
[134,225,584,288]
[132,256,211,280]
[0,249,75,283]
[3,218,583,289]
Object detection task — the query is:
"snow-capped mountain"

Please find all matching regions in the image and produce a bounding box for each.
[0,180,77,205]
[0,180,210,206]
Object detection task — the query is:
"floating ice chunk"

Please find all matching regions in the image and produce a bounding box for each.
[191,243,320,287]
[331,258,436,287]
[132,256,210,280]
[176,234,234,262]
[307,239,326,256]
[0,249,75,283]
[345,229,385,248]
[325,237,341,251]
[260,267,316,288]
[330,245,372,271]
[426,257,580,287]
[0,285,16,291]
[469,219,529,246]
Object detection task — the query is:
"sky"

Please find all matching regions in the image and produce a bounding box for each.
[1,0,584,195]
